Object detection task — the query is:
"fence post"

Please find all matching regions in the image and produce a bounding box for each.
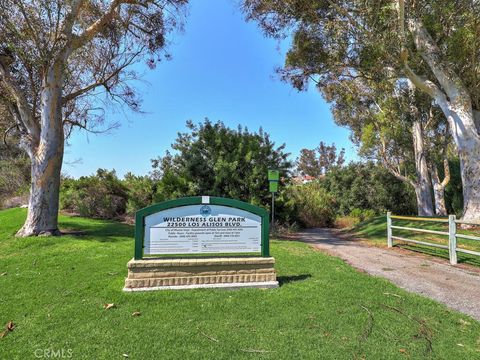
[448,215,457,265]
[387,212,393,248]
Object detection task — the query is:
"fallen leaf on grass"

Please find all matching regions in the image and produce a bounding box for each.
[131,311,141,317]
[103,303,116,310]
[0,321,15,338]
[399,348,408,355]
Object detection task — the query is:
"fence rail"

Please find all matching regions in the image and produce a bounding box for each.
[387,212,480,264]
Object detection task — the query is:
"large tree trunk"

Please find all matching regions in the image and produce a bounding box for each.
[404,18,480,222]
[16,66,64,237]
[412,120,434,216]
[430,160,449,216]
[381,119,434,216]
[444,107,480,222]
[432,183,447,216]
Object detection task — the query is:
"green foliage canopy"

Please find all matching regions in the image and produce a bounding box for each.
[152,119,292,208]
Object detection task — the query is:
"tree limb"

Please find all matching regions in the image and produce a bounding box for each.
[3,123,18,147]
[0,63,40,147]
[62,49,142,103]
[380,138,416,188]
[62,0,87,36]
[396,0,450,108]
[407,18,471,104]
[63,119,119,134]
[71,0,140,50]
[403,64,447,102]
[440,157,450,188]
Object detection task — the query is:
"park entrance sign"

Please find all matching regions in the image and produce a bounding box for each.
[135,196,269,258]
[124,196,277,291]
[143,204,262,255]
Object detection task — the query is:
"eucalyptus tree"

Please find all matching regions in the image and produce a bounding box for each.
[324,76,440,216]
[423,108,452,216]
[243,0,479,221]
[296,148,320,177]
[297,142,345,177]
[397,0,480,221]
[0,0,187,236]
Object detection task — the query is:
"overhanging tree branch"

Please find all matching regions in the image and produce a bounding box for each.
[71,0,140,50]
[407,18,471,103]
[0,64,40,145]
[380,138,416,188]
[62,49,143,104]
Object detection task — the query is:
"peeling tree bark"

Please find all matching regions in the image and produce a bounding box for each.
[16,64,65,236]
[381,118,434,216]
[398,10,480,222]
[430,159,450,216]
[412,120,434,216]
[439,103,480,222]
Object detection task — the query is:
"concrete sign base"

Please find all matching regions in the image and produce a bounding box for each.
[123,256,278,291]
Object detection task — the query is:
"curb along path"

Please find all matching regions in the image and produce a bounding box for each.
[296,228,480,321]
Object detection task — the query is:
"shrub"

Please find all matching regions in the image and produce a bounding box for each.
[287,182,336,228]
[123,173,155,215]
[321,162,417,216]
[349,208,377,222]
[60,169,128,219]
[349,208,363,219]
[362,209,376,220]
[0,156,30,209]
[335,216,360,229]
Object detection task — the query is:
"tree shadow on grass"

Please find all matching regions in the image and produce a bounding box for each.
[59,219,134,242]
[278,274,312,286]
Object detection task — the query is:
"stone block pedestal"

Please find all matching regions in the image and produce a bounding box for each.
[123,257,278,291]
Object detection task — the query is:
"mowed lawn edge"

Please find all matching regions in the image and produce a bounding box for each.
[1,208,479,360]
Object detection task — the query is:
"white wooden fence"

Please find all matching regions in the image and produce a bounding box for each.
[387,212,480,265]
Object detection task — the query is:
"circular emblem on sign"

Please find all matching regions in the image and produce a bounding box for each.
[200,205,212,217]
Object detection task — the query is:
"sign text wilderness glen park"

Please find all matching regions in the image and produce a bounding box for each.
[123,196,278,291]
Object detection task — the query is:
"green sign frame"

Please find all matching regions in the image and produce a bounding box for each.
[134,196,270,260]
[269,181,278,193]
[268,170,280,181]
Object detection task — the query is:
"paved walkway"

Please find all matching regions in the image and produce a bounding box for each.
[296,228,480,321]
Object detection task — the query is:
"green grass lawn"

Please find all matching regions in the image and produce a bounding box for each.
[350,216,480,267]
[1,208,480,359]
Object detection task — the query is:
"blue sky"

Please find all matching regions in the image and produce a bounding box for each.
[64,0,356,178]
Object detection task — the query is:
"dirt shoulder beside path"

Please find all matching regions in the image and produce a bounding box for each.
[295,228,480,321]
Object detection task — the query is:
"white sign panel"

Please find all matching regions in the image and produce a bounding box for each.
[144,205,262,255]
